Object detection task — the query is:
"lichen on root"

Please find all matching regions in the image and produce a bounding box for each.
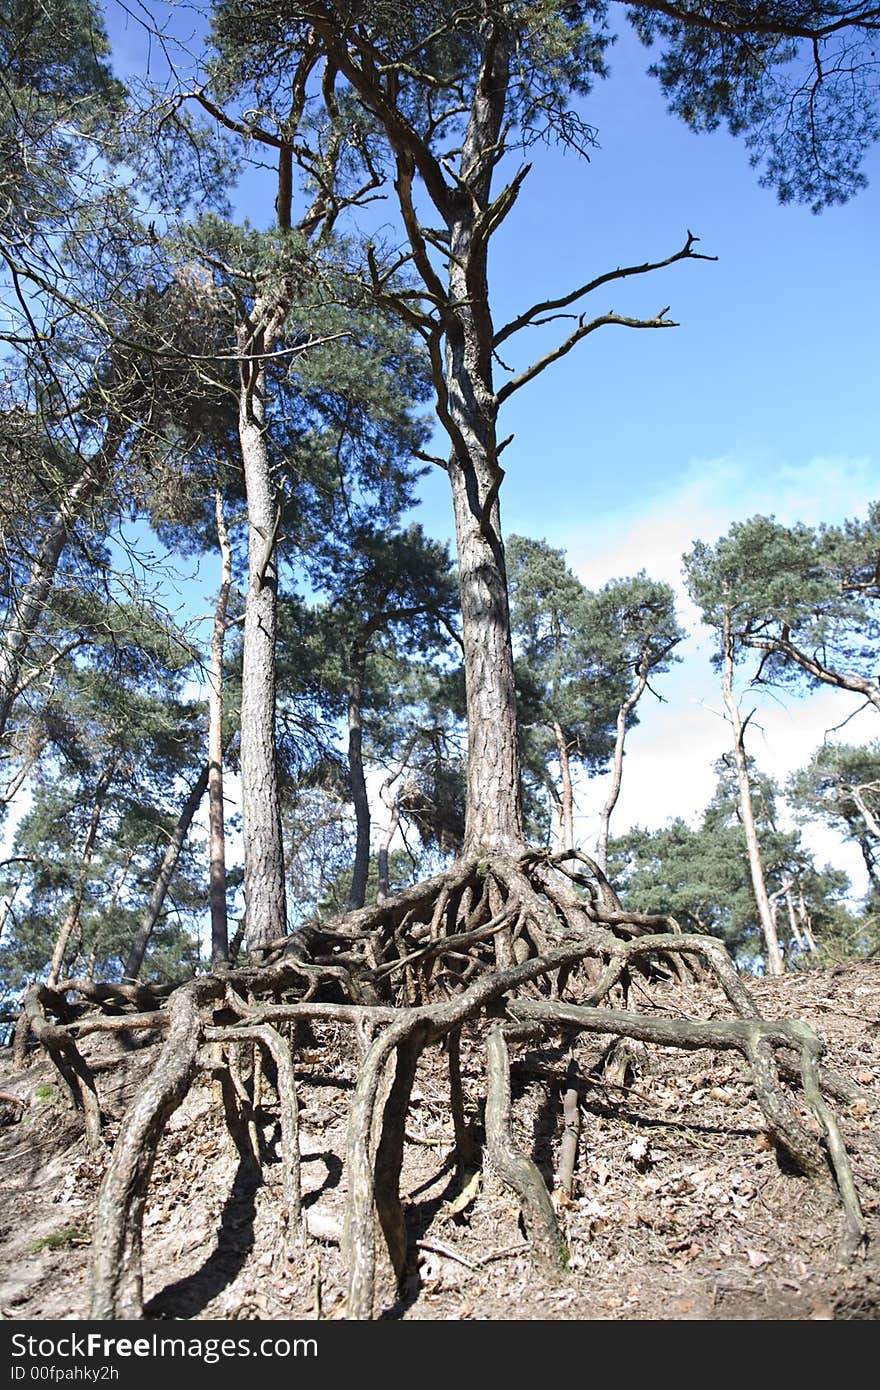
[16,848,870,1321]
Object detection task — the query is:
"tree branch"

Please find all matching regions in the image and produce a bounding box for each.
[496,310,678,404]
[494,231,715,348]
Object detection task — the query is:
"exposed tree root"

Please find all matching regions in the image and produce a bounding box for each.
[209,1021,303,1256]
[90,983,206,1318]
[17,848,869,1320]
[557,1063,581,1200]
[20,984,102,1148]
[485,1026,565,1275]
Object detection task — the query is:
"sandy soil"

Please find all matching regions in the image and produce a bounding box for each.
[1,961,878,1321]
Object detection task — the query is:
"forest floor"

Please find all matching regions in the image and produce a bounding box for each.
[0,960,878,1322]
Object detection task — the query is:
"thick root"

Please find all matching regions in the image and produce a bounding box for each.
[16,848,865,1320]
[485,1027,565,1275]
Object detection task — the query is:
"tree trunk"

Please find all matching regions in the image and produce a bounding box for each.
[851,785,880,841]
[47,761,114,987]
[442,28,523,856]
[123,760,210,980]
[348,642,371,910]
[855,831,880,889]
[552,720,574,851]
[309,18,524,857]
[209,491,232,968]
[377,734,416,904]
[450,462,523,854]
[376,815,398,904]
[0,869,24,948]
[721,613,785,977]
[443,39,522,854]
[238,343,287,951]
[596,668,650,875]
[796,886,819,953]
[783,884,805,951]
[0,429,121,745]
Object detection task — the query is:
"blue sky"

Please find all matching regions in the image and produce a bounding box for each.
[419,25,880,547]
[102,4,880,895]
[104,5,880,544]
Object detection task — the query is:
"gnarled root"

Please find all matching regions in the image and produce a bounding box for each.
[90,984,205,1318]
[485,1026,565,1275]
[16,847,865,1321]
[21,984,102,1149]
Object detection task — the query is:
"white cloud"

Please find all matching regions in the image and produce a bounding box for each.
[563,451,876,600]
[557,452,879,899]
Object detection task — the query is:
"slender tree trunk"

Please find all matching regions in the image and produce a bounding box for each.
[315,19,523,856]
[238,340,287,950]
[855,832,880,889]
[0,869,24,948]
[47,762,114,987]
[851,786,880,841]
[596,668,650,875]
[721,613,785,977]
[376,808,399,905]
[209,491,232,968]
[783,884,805,951]
[1,725,45,808]
[0,429,122,745]
[377,734,417,903]
[123,760,210,980]
[348,642,371,910]
[796,887,818,952]
[552,720,574,851]
[312,19,525,857]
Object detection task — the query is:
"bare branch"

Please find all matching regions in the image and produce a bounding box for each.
[494,231,715,348]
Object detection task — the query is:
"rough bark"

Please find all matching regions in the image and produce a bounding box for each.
[721,613,785,976]
[443,31,524,855]
[448,444,522,855]
[348,641,370,910]
[123,760,210,980]
[239,343,288,951]
[209,490,232,968]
